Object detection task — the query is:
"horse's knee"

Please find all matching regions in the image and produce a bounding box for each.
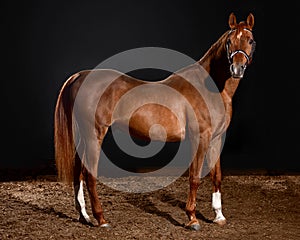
[189,177,200,189]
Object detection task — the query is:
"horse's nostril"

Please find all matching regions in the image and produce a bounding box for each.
[230,64,234,73]
[230,63,245,78]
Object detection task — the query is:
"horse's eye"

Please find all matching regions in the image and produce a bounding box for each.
[249,39,254,45]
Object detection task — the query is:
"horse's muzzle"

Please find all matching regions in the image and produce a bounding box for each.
[230,63,246,79]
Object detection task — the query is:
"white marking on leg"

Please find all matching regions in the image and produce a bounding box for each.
[77,180,91,223]
[212,190,226,223]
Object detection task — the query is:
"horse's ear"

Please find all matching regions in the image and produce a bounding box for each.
[228,13,237,29]
[246,13,254,30]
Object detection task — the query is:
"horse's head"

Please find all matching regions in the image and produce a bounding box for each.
[226,13,256,79]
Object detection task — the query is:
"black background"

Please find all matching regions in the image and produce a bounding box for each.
[2,1,300,174]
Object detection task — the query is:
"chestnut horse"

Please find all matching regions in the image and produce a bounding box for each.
[54,13,255,230]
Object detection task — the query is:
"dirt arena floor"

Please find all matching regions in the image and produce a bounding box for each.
[0,173,299,240]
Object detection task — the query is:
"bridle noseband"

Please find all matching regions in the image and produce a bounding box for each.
[226,28,256,66]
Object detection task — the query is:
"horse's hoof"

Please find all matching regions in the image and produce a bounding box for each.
[214,218,226,226]
[100,223,111,228]
[186,223,201,231]
[79,216,94,227]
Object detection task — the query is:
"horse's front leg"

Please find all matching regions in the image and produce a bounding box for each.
[185,161,201,231]
[185,132,210,231]
[210,157,226,225]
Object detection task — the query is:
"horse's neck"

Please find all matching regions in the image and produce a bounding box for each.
[198,34,241,103]
[221,78,240,102]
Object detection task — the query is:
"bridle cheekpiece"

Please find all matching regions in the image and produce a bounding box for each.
[226,28,256,66]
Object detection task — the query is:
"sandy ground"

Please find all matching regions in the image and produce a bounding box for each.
[0,174,299,240]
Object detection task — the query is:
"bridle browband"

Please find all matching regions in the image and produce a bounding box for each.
[226,28,256,66]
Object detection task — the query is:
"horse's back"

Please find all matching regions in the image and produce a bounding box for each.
[67,68,224,142]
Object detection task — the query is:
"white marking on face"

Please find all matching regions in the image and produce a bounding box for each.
[237,31,243,39]
[78,180,91,222]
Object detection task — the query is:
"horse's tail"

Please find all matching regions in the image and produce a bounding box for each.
[54,73,80,184]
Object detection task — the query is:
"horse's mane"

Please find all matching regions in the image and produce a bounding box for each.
[198,30,230,64]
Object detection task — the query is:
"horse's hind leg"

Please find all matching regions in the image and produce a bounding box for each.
[73,142,93,225]
[84,127,110,227]
[84,170,109,227]
[210,157,226,225]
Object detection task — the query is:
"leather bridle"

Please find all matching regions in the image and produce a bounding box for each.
[226,28,256,66]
